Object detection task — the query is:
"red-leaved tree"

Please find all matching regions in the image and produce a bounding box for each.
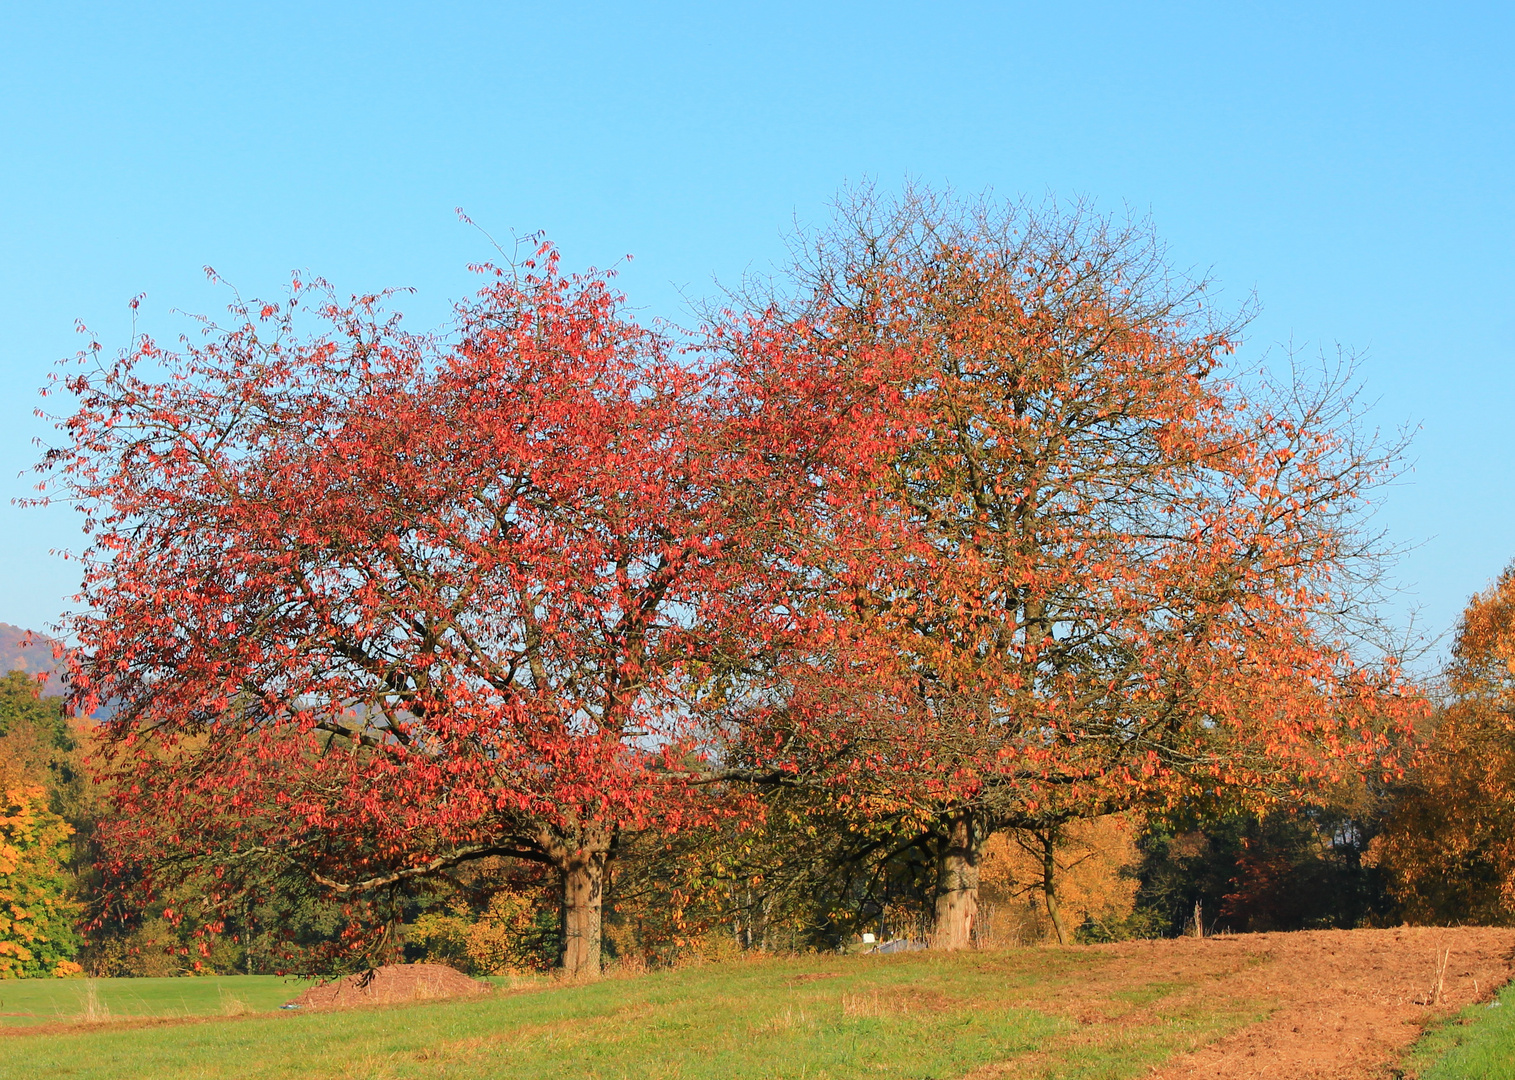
[39,247,812,977]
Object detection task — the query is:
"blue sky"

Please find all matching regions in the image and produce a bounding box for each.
[1,2,1510,663]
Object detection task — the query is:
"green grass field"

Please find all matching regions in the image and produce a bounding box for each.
[0,973,526,1028]
[5,946,1509,1080]
[0,974,298,1027]
[1401,978,1515,1080]
[0,950,1259,1080]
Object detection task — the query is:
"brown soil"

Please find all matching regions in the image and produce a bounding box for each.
[1100,927,1515,1080]
[283,963,492,1011]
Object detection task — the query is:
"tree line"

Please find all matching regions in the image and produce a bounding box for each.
[3,186,1505,979]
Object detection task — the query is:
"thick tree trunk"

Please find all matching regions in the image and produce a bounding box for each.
[558,847,606,978]
[932,809,985,950]
[1040,828,1068,946]
[552,832,610,979]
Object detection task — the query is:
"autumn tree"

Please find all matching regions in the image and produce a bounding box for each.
[39,247,812,978]
[1368,563,1515,923]
[0,669,87,977]
[978,816,1141,945]
[0,784,82,977]
[735,186,1423,949]
[0,671,78,799]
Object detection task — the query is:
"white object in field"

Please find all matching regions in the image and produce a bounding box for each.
[861,933,876,944]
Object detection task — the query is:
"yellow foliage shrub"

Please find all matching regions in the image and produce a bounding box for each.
[409,887,553,975]
[464,889,549,974]
[978,816,1141,944]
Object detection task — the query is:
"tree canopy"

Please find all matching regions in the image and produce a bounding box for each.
[37,190,1427,974]
[1369,562,1515,922]
[722,188,1423,947]
[42,249,819,976]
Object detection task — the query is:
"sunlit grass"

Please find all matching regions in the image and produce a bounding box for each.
[0,950,1260,1080]
[1401,979,1515,1079]
[0,975,295,1027]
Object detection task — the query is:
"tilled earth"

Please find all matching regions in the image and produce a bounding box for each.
[1100,927,1515,1079]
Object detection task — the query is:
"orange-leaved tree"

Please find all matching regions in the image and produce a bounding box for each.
[1369,563,1515,923]
[738,187,1424,948]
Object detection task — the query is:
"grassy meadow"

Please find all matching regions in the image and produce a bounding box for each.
[0,949,1258,1080]
[0,947,1507,1079]
[0,974,295,1028]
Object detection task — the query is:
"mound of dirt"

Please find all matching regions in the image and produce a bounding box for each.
[283,963,492,1011]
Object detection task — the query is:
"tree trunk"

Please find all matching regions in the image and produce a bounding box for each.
[1040,828,1069,946]
[556,840,608,979]
[932,809,984,950]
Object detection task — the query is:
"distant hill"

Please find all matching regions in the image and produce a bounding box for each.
[0,622,66,695]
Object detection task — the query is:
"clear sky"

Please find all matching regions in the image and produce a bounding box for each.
[1,2,1510,664]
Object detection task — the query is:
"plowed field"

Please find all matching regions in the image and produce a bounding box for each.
[1111,927,1515,1079]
